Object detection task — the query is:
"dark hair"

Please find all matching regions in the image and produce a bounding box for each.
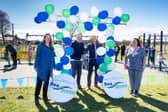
[134,38,141,47]
[43,33,54,50]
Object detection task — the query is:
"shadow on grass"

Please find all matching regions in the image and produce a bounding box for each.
[34,88,168,112]
[35,102,47,112]
[91,88,156,112]
[139,94,168,111]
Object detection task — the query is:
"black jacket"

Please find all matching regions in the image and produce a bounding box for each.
[70,41,85,60]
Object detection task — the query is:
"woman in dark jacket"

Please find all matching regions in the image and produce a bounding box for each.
[34,33,55,104]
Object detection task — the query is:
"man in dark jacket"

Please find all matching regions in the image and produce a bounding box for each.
[70,33,85,89]
[86,36,102,89]
[5,42,17,68]
[121,44,126,61]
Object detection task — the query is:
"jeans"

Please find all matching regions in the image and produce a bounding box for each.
[87,59,99,87]
[71,61,82,88]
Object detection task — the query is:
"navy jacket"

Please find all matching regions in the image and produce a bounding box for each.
[86,43,102,60]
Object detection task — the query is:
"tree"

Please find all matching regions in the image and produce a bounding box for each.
[0,10,11,44]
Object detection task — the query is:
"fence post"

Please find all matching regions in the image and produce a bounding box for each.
[159,31,163,71]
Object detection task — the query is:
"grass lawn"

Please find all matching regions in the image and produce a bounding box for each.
[0,85,168,112]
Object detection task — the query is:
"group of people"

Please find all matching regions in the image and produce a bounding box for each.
[148,46,167,71]
[4,42,34,68]
[114,43,126,62]
[34,33,147,104]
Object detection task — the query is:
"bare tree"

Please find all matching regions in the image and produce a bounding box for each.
[0,10,11,44]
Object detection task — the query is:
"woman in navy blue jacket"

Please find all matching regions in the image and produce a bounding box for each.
[34,33,55,104]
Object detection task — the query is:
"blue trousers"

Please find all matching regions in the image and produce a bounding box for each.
[128,69,143,91]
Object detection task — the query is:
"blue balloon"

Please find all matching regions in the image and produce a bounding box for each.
[97,75,104,83]
[106,49,116,57]
[64,47,74,55]
[96,57,104,64]
[61,56,69,65]
[34,16,42,24]
[97,23,107,31]
[68,69,73,75]
[84,22,93,31]
[56,20,65,29]
[70,5,79,15]
[63,37,72,45]
[112,16,121,25]
[37,11,49,22]
[98,10,108,19]
[55,63,63,71]
[107,36,115,41]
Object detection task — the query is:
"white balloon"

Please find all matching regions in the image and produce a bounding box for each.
[55,48,64,57]
[107,63,116,71]
[69,15,78,23]
[64,63,71,69]
[96,47,106,56]
[98,36,107,43]
[97,69,106,76]
[47,15,57,22]
[53,70,61,76]
[114,7,123,16]
[105,29,114,36]
[90,6,99,16]
[80,12,89,22]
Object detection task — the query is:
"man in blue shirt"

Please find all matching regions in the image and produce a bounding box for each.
[86,36,102,89]
[70,33,85,89]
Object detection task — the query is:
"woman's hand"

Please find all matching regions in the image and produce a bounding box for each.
[124,64,128,69]
[142,66,146,71]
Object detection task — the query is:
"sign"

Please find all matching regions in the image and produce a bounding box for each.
[48,74,77,103]
[103,71,127,99]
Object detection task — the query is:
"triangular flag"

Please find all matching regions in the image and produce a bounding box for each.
[17,78,24,87]
[1,79,8,89]
[149,75,155,85]
[164,77,168,84]
[33,77,37,84]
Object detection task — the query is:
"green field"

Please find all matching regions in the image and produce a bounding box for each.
[0,85,168,112]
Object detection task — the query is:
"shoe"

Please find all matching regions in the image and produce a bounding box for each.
[35,96,40,105]
[78,86,82,90]
[134,90,139,96]
[130,90,134,95]
[43,96,49,101]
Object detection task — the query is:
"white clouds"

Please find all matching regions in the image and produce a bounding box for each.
[15,24,168,41]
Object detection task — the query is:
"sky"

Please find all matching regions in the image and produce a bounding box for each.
[0,0,168,41]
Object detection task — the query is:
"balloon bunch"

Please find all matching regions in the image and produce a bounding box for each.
[34,4,130,77]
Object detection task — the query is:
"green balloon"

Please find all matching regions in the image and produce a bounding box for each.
[77,23,86,33]
[55,57,60,63]
[99,63,108,72]
[104,56,112,65]
[55,32,64,40]
[64,22,73,31]
[61,69,69,74]
[106,40,115,49]
[62,9,71,18]
[45,4,55,15]
[54,44,62,49]
[92,17,100,25]
[121,13,130,22]
[108,24,115,29]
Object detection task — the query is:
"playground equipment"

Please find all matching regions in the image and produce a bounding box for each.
[139,31,168,71]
